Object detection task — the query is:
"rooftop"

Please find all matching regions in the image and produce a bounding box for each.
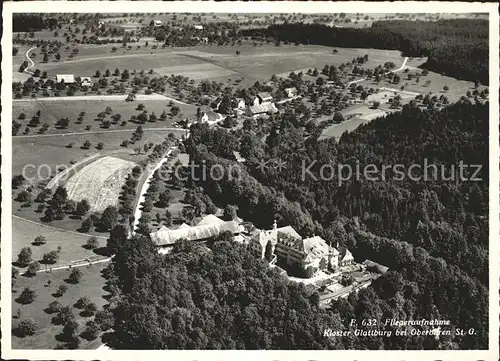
[248,103,278,115]
[150,215,243,246]
[56,74,75,83]
[258,92,273,100]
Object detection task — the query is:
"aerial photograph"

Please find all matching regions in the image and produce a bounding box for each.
[6,10,492,354]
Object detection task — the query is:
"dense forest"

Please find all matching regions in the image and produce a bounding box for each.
[13,14,47,32]
[108,100,489,349]
[241,19,489,83]
[176,100,488,349]
[106,236,346,349]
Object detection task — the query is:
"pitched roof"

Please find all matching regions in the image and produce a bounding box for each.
[150,220,242,246]
[177,223,191,229]
[196,214,225,227]
[252,229,277,248]
[56,74,75,83]
[158,225,170,232]
[258,92,273,101]
[301,236,331,258]
[248,103,278,115]
[363,259,388,274]
[276,226,301,240]
[341,249,354,262]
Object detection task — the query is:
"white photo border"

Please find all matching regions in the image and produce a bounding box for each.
[1,2,499,360]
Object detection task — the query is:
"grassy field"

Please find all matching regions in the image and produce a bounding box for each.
[11,216,106,269]
[12,129,186,236]
[12,128,186,176]
[30,42,406,86]
[13,45,33,82]
[356,66,487,103]
[12,98,195,135]
[11,262,108,349]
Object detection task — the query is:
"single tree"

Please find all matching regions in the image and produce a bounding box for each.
[17,247,33,266]
[33,235,47,246]
[47,300,62,314]
[82,320,100,340]
[15,318,38,337]
[56,284,68,297]
[100,206,119,231]
[86,236,99,250]
[75,199,90,217]
[26,261,41,276]
[17,287,36,304]
[94,309,114,331]
[42,251,59,264]
[68,268,83,284]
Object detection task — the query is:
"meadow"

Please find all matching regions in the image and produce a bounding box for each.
[12,128,185,176]
[12,262,108,350]
[11,216,106,270]
[32,42,406,86]
[12,98,193,135]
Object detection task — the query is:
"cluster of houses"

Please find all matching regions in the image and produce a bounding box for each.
[149,214,359,277]
[211,87,298,119]
[150,19,204,31]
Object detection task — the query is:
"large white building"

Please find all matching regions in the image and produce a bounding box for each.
[149,214,244,251]
[248,220,351,277]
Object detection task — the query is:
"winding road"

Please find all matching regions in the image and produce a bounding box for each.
[24,47,37,73]
[132,147,177,233]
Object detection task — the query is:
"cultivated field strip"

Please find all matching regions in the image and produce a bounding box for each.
[65,156,136,212]
[45,153,101,190]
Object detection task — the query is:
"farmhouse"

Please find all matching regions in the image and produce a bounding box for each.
[199,112,209,123]
[246,103,278,118]
[232,98,246,111]
[56,74,75,84]
[230,98,246,115]
[284,87,298,98]
[80,77,93,87]
[197,109,219,124]
[150,20,163,28]
[194,24,204,31]
[211,96,223,110]
[254,92,273,105]
[149,215,244,249]
[247,220,346,277]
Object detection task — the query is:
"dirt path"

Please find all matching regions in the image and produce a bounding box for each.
[132,146,177,233]
[24,47,37,72]
[13,93,190,105]
[13,126,186,139]
[36,256,112,273]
